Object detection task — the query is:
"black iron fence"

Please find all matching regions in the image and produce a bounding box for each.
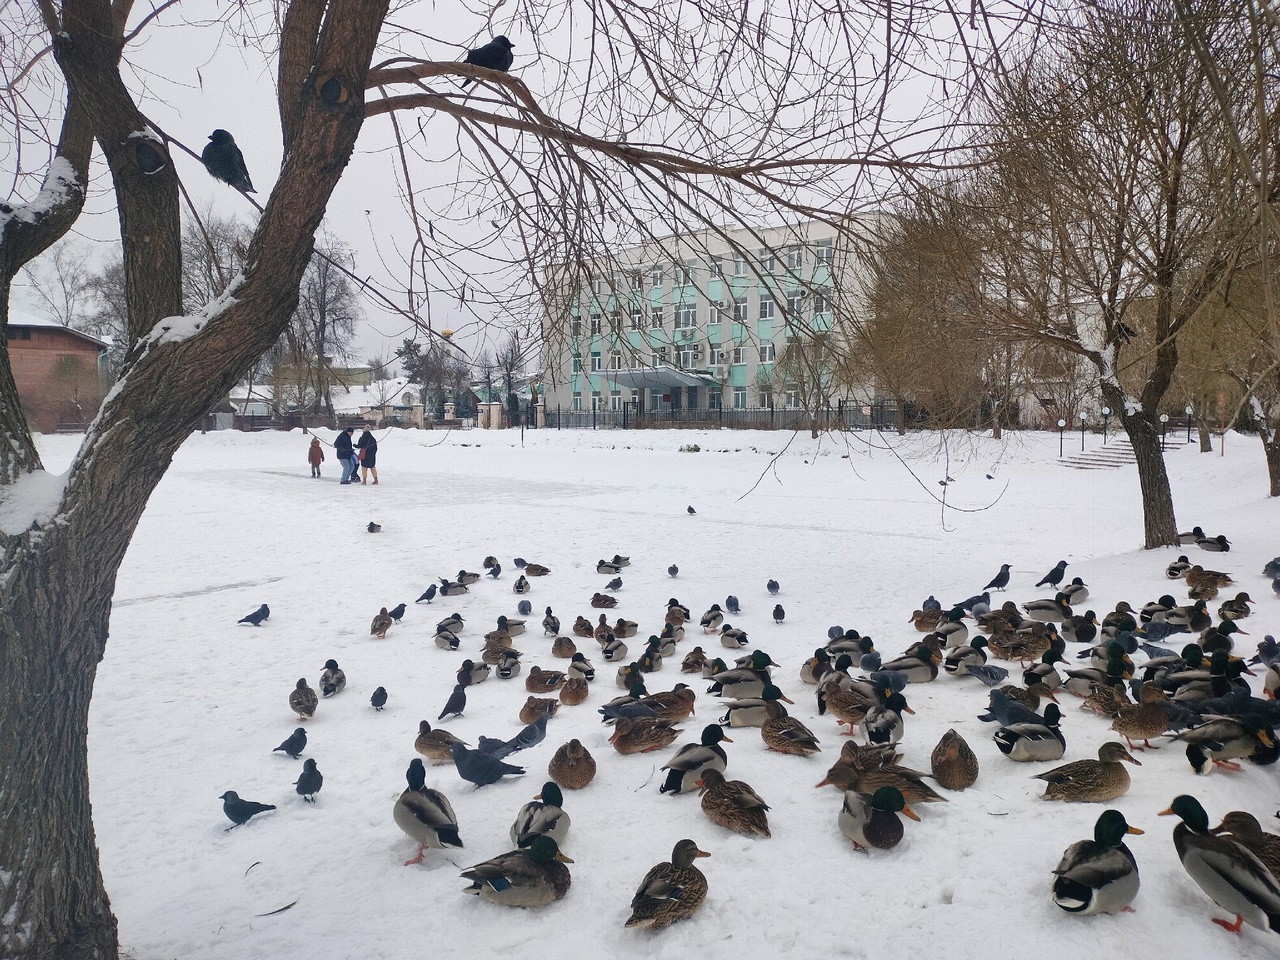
[544,400,902,431]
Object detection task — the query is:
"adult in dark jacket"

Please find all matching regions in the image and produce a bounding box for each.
[335,427,356,484]
[357,429,379,485]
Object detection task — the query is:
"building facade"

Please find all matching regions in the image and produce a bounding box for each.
[541,220,864,417]
[5,311,110,431]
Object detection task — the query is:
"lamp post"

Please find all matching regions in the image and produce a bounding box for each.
[1160,413,1169,450]
[1079,412,1086,451]
[1101,406,1111,444]
[1185,404,1193,442]
[1057,418,1067,458]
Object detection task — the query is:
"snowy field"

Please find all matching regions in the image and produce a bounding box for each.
[38,425,1280,959]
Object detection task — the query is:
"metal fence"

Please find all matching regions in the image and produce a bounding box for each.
[544,400,901,431]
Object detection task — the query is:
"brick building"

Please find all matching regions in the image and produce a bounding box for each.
[5,310,110,431]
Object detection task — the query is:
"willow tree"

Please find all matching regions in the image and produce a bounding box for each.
[0,1,1026,957]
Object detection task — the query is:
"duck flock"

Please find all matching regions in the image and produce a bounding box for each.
[221,529,1280,937]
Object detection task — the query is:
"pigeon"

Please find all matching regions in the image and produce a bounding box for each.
[238,603,270,626]
[1036,560,1069,588]
[273,727,307,759]
[201,129,255,192]
[668,565,679,578]
[1263,557,1280,579]
[767,579,780,595]
[459,35,516,88]
[687,505,697,515]
[367,521,381,533]
[294,759,323,803]
[438,684,467,720]
[984,564,1012,591]
[504,714,549,755]
[964,664,1010,686]
[518,600,533,616]
[371,686,388,711]
[725,595,740,615]
[922,595,942,612]
[956,592,990,613]
[388,603,407,623]
[416,584,437,604]
[773,604,785,623]
[450,741,526,787]
[483,555,498,568]
[488,563,502,578]
[514,557,527,568]
[606,577,623,591]
[219,791,275,829]
[977,689,1042,726]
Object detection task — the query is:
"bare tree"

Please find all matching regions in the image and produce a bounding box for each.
[16,240,95,326]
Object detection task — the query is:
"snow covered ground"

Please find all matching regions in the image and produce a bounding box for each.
[37,425,1280,959]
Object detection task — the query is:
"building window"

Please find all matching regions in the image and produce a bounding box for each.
[731,346,745,365]
[732,386,747,409]
[760,249,776,273]
[652,348,668,367]
[786,290,804,317]
[733,255,747,277]
[609,350,622,370]
[629,351,643,369]
[759,292,774,320]
[759,342,775,363]
[607,311,622,333]
[815,238,834,264]
[571,354,582,373]
[674,301,696,329]
[571,317,583,337]
[610,390,622,411]
[591,391,602,410]
[759,387,773,408]
[709,344,724,365]
[650,264,663,288]
[676,261,694,286]
[650,307,664,329]
[591,274,603,294]
[611,269,623,290]
[590,313,601,335]
[629,270,643,290]
[708,389,722,411]
[786,245,803,271]
[590,351,602,371]
[813,293,828,316]
[571,392,582,411]
[710,257,723,278]
[676,346,697,369]
[629,307,644,330]
[649,390,661,411]
[786,384,800,408]
[733,295,748,323]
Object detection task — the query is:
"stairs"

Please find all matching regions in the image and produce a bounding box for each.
[1059,436,1193,470]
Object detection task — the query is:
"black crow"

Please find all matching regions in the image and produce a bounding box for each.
[488,563,502,578]
[294,759,323,803]
[984,563,1012,591]
[367,521,381,533]
[219,791,275,829]
[416,584,437,603]
[460,36,515,88]
[371,686,388,711]
[773,604,785,623]
[201,129,255,192]
[273,727,307,759]
[668,564,679,578]
[388,603,407,623]
[687,505,696,515]
[238,603,269,626]
[438,684,467,720]
[1035,560,1068,589]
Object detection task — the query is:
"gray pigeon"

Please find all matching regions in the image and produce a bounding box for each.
[294,758,323,803]
[273,727,307,759]
[238,603,270,626]
[668,565,679,578]
[219,791,275,829]
[450,741,525,787]
[767,579,780,595]
[963,664,1009,687]
[503,714,548,754]
[976,688,1042,726]
[606,577,623,591]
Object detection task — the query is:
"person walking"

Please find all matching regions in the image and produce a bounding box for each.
[307,437,325,478]
[357,428,379,485]
[335,426,357,485]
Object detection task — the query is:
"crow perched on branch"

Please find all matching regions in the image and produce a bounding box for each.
[460,36,515,88]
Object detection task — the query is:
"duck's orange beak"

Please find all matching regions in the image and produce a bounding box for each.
[901,803,921,822]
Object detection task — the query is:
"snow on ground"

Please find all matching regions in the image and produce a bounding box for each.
[35,425,1280,959]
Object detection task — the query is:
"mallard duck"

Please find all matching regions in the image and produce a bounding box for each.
[935,607,970,647]
[461,835,572,907]
[1109,681,1169,750]
[646,684,696,723]
[435,629,461,651]
[615,662,645,692]
[1060,577,1089,605]
[593,614,613,643]
[395,758,463,865]
[483,628,514,648]
[817,759,948,805]
[930,729,978,791]
[719,624,749,648]
[909,608,945,632]
[682,646,708,674]
[455,569,481,586]
[559,677,590,706]
[289,678,318,720]
[838,786,919,851]
[519,696,559,725]
[696,768,770,837]
[597,559,623,574]
[609,554,630,567]
[1212,812,1280,877]
[859,692,912,745]
[719,684,793,728]
[494,615,525,637]
[415,719,467,764]
[943,638,989,677]
[458,660,491,685]
[988,624,1056,663]
[817,676,879,735]
[993,703,1065,761]
[1023,595,1074,624]
[1060,612,1099,645]
[1200,620,1245,655]
[591,592,617,609]
[1051,809,1143,914]
[702,657,728,680]
[371,607,393,638]
[1023,650,1065,689]
[1178,526,1208,545]
[551,636,577,659]
[1170,715,1276,771]
[761,699,821,755]
[1197,534,1232,552]
[707,650,777,699]
[661,724,731,794]
[601,636,629,662]
[510,781,571,848]
[1184,565,1234,592]
[1160,795,1280,933]
[877,648,939,684]
[436,613,464,634]
[1218,592,1254,621]
[612,618,638,639]
[1035,742,1140,802]
[609,716,683,754]
[700,605,725,633]
[541,607,560,636]
[523,562,551,577]
[320,659,346,697]
[548,739,596,790]
[495,650,523,679]
[1062,649,1131,697]
[978,601,1024,633]
[659,621,684,647]
[483,638,517,664]
[800,648,833,685]
[566,652,594,681]
[572,616,595,638]
[624,839,711,928]
[525,666,568,694]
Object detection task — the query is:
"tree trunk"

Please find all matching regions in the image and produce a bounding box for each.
[1264,434,1280,497]
[1112,405,1178,548]
[1197,417,1212,453]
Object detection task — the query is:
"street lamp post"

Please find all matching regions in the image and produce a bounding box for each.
[1101,406,1111,444]
[1185,404,1193,442]
[1079,413,1086,451]
[1057,418,1067,458]
[1160,413,1169,450]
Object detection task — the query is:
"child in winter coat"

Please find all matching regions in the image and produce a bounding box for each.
[307,437,325,477]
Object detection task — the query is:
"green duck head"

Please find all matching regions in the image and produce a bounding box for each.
[700,724,731,745]
[1093,809,1143,846]
[1159,794,1211,833]
[1042,703,1062,726]
[749,649,779,669]
[526,834,573,864]
[870,786,920,820]
[761,684,794,704]
[536,781,564,807]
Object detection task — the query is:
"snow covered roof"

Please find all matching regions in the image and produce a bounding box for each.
[331,376,417,414]
[6,307,110,350]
